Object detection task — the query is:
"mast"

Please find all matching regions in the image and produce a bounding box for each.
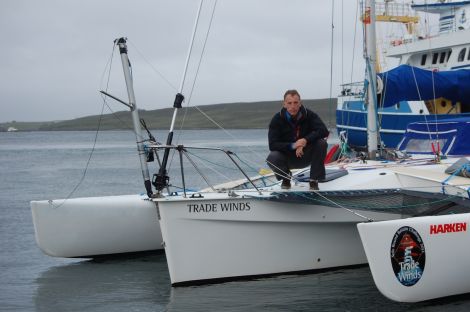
[153,0,204,194]
[364,0,379,159]
[115,37,153,197]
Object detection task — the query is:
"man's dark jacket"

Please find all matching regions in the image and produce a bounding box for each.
[268,106,329,152]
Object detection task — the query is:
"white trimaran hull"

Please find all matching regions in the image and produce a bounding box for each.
[31,194,162,258]
[158,192,401,285]
[156,158,464,285]
[358,213,470,302]
[357,161,470,302]
[153,0,470,288]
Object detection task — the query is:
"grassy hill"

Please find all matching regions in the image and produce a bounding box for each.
[0,98,337,131]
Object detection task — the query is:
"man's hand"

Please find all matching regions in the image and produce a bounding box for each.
[293,138,307,158]
[293,138,307,149]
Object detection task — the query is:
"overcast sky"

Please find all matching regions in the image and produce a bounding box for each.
[2,0,367,122]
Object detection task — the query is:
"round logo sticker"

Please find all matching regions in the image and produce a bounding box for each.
[390,226,425,286]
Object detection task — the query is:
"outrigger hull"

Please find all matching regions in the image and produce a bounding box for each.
[31,194,162,258]
[358,213,470,302]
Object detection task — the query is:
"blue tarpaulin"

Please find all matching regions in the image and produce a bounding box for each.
[377,65,470,108]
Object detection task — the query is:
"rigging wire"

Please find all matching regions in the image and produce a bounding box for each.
[127,39,179,92]
[361,0,372,145]
[186,150,242,171]
[165,2,334,182]
[171,0,219,168]
[188,105,293,179]
[424,1,441,151]
[345,1,443,152]
[381,1,440,152]
[186,150,235,185]
[51,44,117,208]
[177,0,205,96]
[161,0,206,176]
[340,0,360,145]
[164,0,219,174]
[350,1,359,86]
[166,0,303,179]
[182,149,278,187]
[163,0,282,182]
[328,0,335,130]
[341,0,344,86]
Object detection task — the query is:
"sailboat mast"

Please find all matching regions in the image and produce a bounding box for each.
[364,0,379,159]
[115,38,153,197]
[153,0,204,193]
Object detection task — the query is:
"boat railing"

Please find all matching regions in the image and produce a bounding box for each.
[339,81,365,98]
[375,1,417,21]
[147,143,263,197]
[387,24,448,48]
[374,0,466,48]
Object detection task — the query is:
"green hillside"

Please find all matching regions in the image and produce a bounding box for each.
[0,98,337,131]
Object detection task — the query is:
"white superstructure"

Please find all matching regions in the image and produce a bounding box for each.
[336,1,470,148]
[386,1,470,71]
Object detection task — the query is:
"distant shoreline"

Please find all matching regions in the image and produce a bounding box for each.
[0,98,337,132]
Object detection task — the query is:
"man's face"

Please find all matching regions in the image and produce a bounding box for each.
[283,94,301,117]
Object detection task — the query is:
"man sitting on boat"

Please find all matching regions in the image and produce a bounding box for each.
[267,89,329,190]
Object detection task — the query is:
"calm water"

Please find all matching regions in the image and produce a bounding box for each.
[1,129,470,311]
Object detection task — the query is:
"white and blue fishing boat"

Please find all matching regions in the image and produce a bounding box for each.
[336,0,470,148]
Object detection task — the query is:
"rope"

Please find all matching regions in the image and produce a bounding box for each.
[442,163,470,196]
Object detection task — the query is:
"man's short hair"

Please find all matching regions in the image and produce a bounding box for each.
[283,89,301,100]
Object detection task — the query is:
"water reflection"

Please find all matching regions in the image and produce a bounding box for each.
[166,268,397,311]
[166,267,470,311]
[33,254,470,312]
[34,253,170,312]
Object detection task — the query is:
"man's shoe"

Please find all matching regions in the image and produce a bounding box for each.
[281,179,291,189]
[309,180,319,191]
